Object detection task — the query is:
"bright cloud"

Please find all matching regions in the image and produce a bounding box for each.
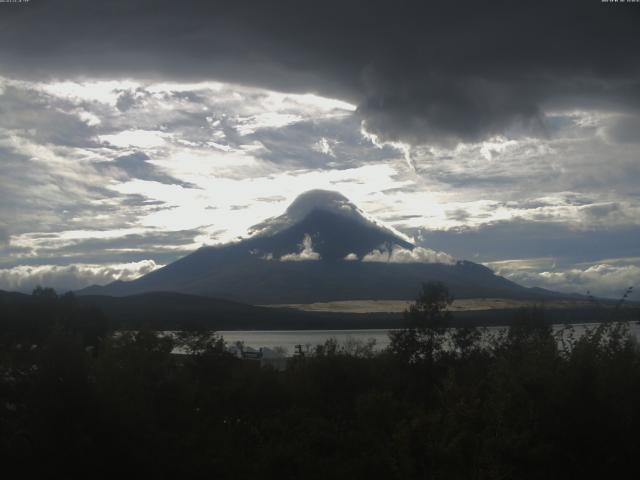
[0,260,162,293]
[488,258,640,300]
[313,137,336,157]
[362,246,455,265]
[99,130,170,148]
[280,234,321,262]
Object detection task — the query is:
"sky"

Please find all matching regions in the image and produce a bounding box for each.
[0,0,639,299]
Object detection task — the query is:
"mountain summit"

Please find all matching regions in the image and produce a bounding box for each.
[242,190,415,262]
[78,190,562,303]
[249,189,412,244]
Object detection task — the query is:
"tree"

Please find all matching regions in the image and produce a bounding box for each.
[388,281,453,363]
[32,286,58,299]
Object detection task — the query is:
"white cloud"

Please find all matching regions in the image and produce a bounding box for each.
[360,122,414,169]
[362,245,455,265]
[0,260,161,293]
[39,79,141,105]
[489,258,640,299]
[280,234,320,262]
[264,91,356,113]
[344,252,358,261]
[236,112,303,135]
[313,137,336,157]
[99,130,169,148]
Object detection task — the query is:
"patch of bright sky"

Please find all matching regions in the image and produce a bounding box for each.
[38,79,141,106]
[262,91,356,113]
[113,164,409,243]
[147,81,356,116]
[235,112,304,136]
[98,129,171,148]
[155,144,269,181]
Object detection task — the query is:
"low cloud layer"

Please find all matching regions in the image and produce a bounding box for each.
[0,260,161,293]
[489,258,640,301]
[363,246,455,265]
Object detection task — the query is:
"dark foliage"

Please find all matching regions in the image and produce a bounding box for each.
[1,284,639,478]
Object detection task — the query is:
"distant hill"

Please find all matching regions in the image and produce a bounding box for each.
[77,291,405,330]
[4,289,634,331]
[78,190,574,304]
[0,289,401,330]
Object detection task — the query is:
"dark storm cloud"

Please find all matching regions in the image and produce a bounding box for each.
[97,152,197,188]
[2,0,639,145]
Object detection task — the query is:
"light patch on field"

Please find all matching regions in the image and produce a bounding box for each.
[263,298,597,313]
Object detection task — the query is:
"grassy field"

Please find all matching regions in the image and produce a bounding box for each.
[265,298,598,313]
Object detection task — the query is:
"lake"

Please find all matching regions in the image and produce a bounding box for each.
[218,322,640,357]
[219,329,391,355]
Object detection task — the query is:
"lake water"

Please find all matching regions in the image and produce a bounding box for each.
[219,329,392,356]
[218,322,640,357]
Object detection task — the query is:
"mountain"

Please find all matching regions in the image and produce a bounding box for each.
[78,190,566,304]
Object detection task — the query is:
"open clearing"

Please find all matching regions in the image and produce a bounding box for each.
[264,298,596,314]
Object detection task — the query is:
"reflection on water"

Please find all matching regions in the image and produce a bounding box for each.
[218,322,640,357]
